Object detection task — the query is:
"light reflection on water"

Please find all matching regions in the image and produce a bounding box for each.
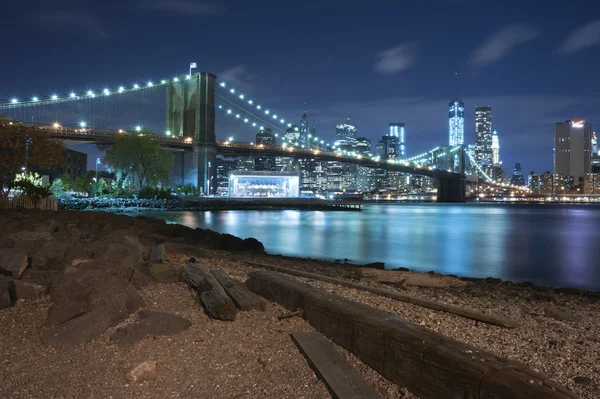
[133,204,600,291]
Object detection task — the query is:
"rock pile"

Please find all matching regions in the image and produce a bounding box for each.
[0,209,265,346]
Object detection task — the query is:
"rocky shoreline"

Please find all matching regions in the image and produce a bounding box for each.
[1,210,598,398]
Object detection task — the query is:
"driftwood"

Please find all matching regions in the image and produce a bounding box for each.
[244,261,517,328]
[247,271,577,399]
[278,309,303,320]
[211,269,267,311]
[186,264,237,321]
[291,331,382,399]
[355,268,467,288]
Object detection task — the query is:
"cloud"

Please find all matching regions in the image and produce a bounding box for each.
[141,0,225,15]
[469,25,540,67]
[31,11,108,39]
[373,44,418,75]
[558,20,600,54]
[218,65,252,84]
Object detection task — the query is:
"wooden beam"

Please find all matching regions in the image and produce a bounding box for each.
[186,264,237,321]
[247,271,577,399]
[211,269,267,311]
[243,261,517,328]
[291,331,382,399]
[354,268,467,288]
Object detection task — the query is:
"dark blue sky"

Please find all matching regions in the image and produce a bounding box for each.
[1,0,600,173]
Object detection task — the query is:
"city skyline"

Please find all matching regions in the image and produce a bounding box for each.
[1,1,599,174]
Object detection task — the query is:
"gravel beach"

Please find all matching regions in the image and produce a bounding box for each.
[1,210,597,398]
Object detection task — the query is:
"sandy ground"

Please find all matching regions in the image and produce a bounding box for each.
[2,249,597,398]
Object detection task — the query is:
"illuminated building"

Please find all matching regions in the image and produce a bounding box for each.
[475,106,492,166]
[335,119,357,148]
[388,123,406,158]
[448,98,464,146]
[554,119,592,186]
[491,129,500,165]
[592,132,598,155]
[584,173,600,193]
[300,111,309,147]
[228,171,300,198]
[510,163,525,186]
[255,128,276,171]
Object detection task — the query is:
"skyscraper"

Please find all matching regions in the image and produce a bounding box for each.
[491,129,500,165]
[511,163,525,186]
[300,111,309,147]
[389,123,406,159]
[592,131,598,156]
[448,99,464,146]
[335,119,357,143]
[554,119,592,185]
[475,106,492,166]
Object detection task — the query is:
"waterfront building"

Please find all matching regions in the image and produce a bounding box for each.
[584,173,600,193]
[300,111,309,147]
[216,157,237,196]
[449,98,464,146]
[39,148,87,182]
[554,119,592,187]
[475,106,493,167]
[228,171,300,198]
[592,132,598,156]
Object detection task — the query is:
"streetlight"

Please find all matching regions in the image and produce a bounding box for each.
[135,126,142,132]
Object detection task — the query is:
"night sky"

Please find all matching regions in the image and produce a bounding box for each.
[1,0,599,174]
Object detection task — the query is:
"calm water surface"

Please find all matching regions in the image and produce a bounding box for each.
[135,204,600,291]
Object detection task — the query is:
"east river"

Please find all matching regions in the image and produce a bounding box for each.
[134,203,600,291]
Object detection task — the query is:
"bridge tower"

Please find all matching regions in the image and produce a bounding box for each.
[166,72,217,194]
[436,145,466,202]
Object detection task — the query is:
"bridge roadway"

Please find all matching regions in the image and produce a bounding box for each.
[40,124,462,180]
[32,123,467,201]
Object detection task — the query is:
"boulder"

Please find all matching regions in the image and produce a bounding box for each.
[46,270,144,327]
[219,234,265,252]
[28,241,73,271]
[148,263,184,283]
[20,269,60,288]
[0,248,29,278]
[91,242,144,280]
[12,279,49,300]
[0,275,15,309]
[127,360,158,383]
[111,310,191,346]
[0,237,14,249]
[41,306,128,346]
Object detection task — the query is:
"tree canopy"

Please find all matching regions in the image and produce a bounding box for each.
[0,122,65,196]
[104,133,174,190]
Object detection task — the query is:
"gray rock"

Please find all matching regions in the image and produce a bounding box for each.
[41,306,128,346]
[0,248,29,278]
[29,241,73,271]
[111,310,191,346]
[0,275,15,309]
[20,269,60,287]
[148,263,184,283]
[149,243,165,263]
[12,279,49,300]
[92,241,144,280]
[46,270,144,327]
[544,305,575,322]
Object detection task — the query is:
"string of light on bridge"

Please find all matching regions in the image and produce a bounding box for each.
[0,73,200,110]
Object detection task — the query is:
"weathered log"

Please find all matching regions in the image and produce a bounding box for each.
[210,269,267,311]
[186,264,237,321]
[244,261,517,328]
[291,331,382,399]
[247,271,578,399]
[355,268,467,288]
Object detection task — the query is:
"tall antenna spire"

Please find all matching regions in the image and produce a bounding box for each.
[453,72,460,100]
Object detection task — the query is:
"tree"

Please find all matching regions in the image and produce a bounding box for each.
[0,122,65,197]
[13,172,52,207]
[104,133,174,190]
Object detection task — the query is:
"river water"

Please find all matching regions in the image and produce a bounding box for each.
[134,204,600,291]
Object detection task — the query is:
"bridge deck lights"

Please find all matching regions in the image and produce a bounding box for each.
[10,98,18,104]
[51,95,58,100]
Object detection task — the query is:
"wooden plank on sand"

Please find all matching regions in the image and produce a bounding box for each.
[355,268,467,288]
[186,263,237,321]
[247,270,578,399]
[211,269,267,311]
[291,331,382,399]
[243,261,517,328]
